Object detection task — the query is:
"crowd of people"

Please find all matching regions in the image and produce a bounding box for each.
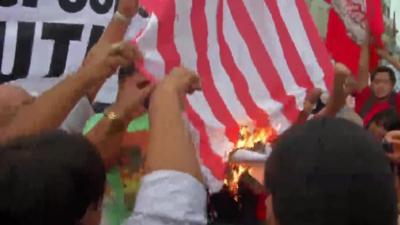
[1,0,400,225]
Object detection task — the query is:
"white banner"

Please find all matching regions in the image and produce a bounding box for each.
[0,0,148,102]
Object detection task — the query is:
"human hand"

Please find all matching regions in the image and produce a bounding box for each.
[377,47,390,58]
[113,74,154,122]
[384,131,400,164]
[303,88,322,114]
[150,67,201,111]
[343,75,357,95]
[80,41,142,82]
[334,63,351,77]
[117,0,139,19]
[385,131,400,145]
[158,67,201,97]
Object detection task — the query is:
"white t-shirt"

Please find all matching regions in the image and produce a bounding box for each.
[126,170,208,225]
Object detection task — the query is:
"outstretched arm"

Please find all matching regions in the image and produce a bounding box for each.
[316,63,354,117]
[356,30,371,92]
[145,67,203,182]
[377,49,400,71]
[86,74,153,170]
[85,0,140,102]
[0,42,137,143]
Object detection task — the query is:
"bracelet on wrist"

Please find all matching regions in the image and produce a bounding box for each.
[113,11,131,24]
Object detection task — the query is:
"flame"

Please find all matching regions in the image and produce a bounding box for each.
[224,125,277,197]
[225,164,248,198]
[235,126,276,149]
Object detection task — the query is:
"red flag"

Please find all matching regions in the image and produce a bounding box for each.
[325,0,384,76]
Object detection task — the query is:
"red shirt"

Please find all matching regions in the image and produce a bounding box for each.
[354,87,400,126]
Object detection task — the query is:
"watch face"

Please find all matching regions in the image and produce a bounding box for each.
[331,0,367,45]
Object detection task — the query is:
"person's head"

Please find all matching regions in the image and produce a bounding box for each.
[370,66,396,99]
[265,118,397,225]
[0,130,106,225]
[367,108,400,140]
[0,84,34,127]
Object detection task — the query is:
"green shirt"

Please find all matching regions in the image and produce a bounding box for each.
[83,113,149,225]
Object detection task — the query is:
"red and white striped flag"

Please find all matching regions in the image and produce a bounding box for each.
[134,0,334,191]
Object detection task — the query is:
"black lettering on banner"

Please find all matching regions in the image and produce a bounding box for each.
[0,22,35,83]
[42,23,84,77]
[86,25,105,55]
[0,0,17,7]
[22,0,38,8]
[58,0,87,13]
[90,0,113,14]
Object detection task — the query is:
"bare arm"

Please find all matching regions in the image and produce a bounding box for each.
[356,33,371,92]
[378,49,400,71]
[86,75,153,170]
[86,0,140,102]
[295,88,322,125]
[145,68,203,182]
[0,42,137,143]
[317,63,354,117]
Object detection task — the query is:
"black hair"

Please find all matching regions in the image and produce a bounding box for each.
[0,130,106,225]
[138,6,149,18]
[118,64,136,83]
[371,66,396,85]
[367,108,400,131]
[265,118,396,225]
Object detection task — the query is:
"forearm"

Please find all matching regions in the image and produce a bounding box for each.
[86,19,131,102]
[317,65,351,118]
[295,111,310,125]
[383,54,400,71]
[146,87,203,183]
[85,104,131,170]
[357,43,370,91]
[0,71,94,142]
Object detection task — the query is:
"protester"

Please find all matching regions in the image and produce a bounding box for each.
[84,65,150,155]
[0,84,35,128]
[0,130,106,225]
[378,48,400,71]
[4,78,96,134]
[83,67,150,225]
[0,0,154,171]
[126,67,207,224]
[296,63,360,125]
[355,31,400,125]
[0,0,140,137]
[0,0,141,143]
[367,108,400,140]
[265,118,397,225]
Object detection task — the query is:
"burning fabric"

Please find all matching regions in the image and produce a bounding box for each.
[224,126,277,196]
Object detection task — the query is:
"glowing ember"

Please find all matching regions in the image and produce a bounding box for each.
[224,126,277,197]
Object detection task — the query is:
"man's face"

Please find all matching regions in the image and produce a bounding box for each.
[371,72,394,99]
[0,85,34,127]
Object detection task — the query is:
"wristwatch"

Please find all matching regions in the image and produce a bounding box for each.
[104,108,126,133]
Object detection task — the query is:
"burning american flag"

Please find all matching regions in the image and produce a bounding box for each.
[134,0,333,192]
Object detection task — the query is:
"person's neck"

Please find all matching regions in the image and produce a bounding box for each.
[377,96,390,102]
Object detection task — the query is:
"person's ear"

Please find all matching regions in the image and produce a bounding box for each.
[79,202,103,225]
